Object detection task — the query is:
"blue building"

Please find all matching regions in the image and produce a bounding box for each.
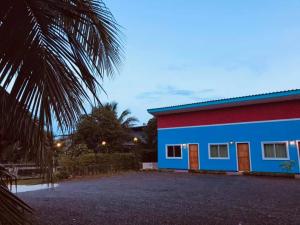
[148,90,300,174]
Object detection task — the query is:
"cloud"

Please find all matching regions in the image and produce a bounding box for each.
[217,58,269,75]
[136,86,215,101]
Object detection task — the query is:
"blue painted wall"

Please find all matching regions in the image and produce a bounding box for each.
[158,120,300,173]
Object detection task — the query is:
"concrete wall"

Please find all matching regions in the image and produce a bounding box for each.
[158,119,300,173]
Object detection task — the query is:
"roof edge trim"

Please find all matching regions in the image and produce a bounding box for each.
[147,89,300,115]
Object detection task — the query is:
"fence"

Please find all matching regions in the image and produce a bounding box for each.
[2,164,42,179]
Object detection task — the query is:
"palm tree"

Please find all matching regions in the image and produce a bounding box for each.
[0,0,122,224]
[103,102,138,129]
[74,102,138,152]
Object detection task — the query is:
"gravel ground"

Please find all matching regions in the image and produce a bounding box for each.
[19,172,300,225]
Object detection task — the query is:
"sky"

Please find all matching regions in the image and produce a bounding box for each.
[90,0,300,126]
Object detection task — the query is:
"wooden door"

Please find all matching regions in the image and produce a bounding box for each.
[189,144,199,170]
[237,143,250,172]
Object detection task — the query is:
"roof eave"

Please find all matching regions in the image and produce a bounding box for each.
[148,90,300,116]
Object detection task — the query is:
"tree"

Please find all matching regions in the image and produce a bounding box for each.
[0,142,25,163]
[103,102,138,129]
[144,118,157,149]
[73,102,137,153]
[0,1,122,224]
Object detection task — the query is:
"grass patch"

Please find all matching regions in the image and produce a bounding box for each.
[17,178,45,185]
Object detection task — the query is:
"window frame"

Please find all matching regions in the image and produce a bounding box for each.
[165,144,183,159]
[208,143,230,160]
[261,141,290,160]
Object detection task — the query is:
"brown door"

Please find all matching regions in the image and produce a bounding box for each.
[298,142,300,164]
[237,143,250,172]
[189,144,199,170]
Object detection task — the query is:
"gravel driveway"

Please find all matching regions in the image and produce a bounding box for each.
[19,172,300,225]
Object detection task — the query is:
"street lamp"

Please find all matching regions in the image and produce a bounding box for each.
[101,141,108,153]
[53,142,62,174]
[56,142,62,148]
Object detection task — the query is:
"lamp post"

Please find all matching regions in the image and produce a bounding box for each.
[53,141,62,174]
[101,140,108,153]
[132,137,139,169]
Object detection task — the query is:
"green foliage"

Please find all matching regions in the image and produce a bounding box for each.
[59,155,78,170]
[65,143,92,157]
[0,139,36,164]
[54,170,70,180]
[73,102,138,152]
[0,143,23,163]
[280,160,296,173]
[144,118,157,149]
[58,153,139,176]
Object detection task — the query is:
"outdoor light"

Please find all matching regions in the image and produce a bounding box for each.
[133,137,138,142]
[56,142,62,148]
[182,144,187,148]
[101,141,107,146]
[289,140,296,146]
[229,141,234,145]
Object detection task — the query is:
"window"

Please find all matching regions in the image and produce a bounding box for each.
[166,145,182,158]
[209,144,229,159]
[263,143,288,160]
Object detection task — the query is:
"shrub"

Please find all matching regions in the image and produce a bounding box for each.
[59,155,77,168]
[280,160,296,173]
[66,143,92,157]
[58,152,139,176]
[78,153,97,166]
[54,169,70,180]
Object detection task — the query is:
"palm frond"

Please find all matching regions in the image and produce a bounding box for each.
[118,109,138,128]
[0,87,44,162]
[103,101,117,111]
[0,1,122,225]
[101,102,138,128]
[0,166,33,225]
[0,0,122,140]
[118,109,130,123]
[121,117,138,129]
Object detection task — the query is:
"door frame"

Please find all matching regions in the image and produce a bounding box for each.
[297,141,300,173]
[235,142,252,172]
[187,143,200,170]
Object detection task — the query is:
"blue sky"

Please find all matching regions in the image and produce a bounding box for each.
[96,0,300,126]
